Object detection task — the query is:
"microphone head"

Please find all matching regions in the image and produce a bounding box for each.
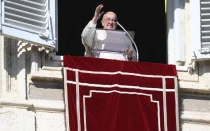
[115,21,119,25]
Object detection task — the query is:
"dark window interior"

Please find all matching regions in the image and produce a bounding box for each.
[57,1,166,64]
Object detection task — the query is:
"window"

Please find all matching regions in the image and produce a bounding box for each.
[190,0,210,60]
[0,0,58,50]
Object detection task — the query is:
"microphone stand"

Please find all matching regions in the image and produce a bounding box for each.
[116,21,139,62]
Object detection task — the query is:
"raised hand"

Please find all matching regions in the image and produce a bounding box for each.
[92,4,104,24]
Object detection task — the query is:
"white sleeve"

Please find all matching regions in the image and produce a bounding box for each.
[81,20,97,48]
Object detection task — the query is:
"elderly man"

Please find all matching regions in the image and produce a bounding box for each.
[81,4,136,61]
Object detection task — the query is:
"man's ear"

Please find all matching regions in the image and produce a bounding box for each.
[101,20,105,27]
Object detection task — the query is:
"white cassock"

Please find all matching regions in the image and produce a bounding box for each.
[81,20,137,61]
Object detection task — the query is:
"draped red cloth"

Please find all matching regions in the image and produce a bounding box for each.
[63,56,179,131]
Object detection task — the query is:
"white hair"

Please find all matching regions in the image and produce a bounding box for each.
[102,11,117,20]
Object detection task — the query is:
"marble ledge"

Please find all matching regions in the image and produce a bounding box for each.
[179,81,210,95]
[0,98,65,112]
[181,110,210,124]
[31,69,63,82]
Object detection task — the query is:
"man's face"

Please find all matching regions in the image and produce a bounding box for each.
[101,13,117,30]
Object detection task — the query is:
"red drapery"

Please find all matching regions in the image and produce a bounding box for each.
[63,56,179,131]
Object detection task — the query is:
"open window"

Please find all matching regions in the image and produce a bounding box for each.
[190,0,210,61]
[0,0,58,50]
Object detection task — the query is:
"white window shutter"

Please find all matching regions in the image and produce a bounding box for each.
[0,0,58,50]
[190,0,210,60]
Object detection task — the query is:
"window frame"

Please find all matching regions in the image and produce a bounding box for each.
[0,0,58,50]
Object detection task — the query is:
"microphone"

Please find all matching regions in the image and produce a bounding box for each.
[116,21,139,62]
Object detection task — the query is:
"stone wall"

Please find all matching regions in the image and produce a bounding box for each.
[0,36,66,131]
[1,35,210,130]
[178,60,210,130]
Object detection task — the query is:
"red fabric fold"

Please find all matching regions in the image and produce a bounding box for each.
[64,56,178,131]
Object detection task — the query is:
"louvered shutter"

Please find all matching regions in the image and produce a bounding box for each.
[191,0,210,60]
[0,0,58,50]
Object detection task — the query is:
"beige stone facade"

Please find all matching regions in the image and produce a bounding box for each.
[166,0,210,130]
[0,37,65,131]
[0,0,210,130]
